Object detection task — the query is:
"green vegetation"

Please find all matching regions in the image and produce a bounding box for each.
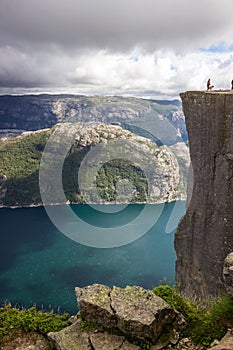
[96,159,147,202]
[0,305,69,343]
[153,285,233,347]
[0,127,150,206]
[0,130,51,206]
[131,340,151,350]
[80,320,101,331]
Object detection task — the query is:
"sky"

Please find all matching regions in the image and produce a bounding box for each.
[0,0,233,99]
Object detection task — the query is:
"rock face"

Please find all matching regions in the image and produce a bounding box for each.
[175,91,233,299]
[75,284,179,344]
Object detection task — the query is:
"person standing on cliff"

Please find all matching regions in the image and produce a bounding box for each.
[207,78,214,91]
[231,80,233,89]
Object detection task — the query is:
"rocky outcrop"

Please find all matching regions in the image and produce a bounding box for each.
[0,122,188,207]
[48,319,141,350]
[175,91,233,299]
[74,284,183,345]
[47,284,210,350]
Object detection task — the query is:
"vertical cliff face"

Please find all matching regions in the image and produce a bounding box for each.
[175,91,233,299]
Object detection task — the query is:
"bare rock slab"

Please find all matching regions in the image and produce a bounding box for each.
[48,319,142,350]
[75,284,178,343]
[48,320,92,350]
[89,332,125,350]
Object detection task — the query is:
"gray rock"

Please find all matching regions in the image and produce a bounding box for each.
[111,285,177,342]
[175,90,233,299]
[75,284,116,327]
[48,320,92,350]
[48,319,142,350]
[89,332,125,350]
[75,284,178,343]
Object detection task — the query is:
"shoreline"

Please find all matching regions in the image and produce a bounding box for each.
[0,196,186,209]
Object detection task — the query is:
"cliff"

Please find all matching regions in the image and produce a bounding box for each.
[175,90,233,299]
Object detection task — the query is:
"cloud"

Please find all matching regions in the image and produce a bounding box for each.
[0,0,233,96]
[0,0,232,51]
[1,46,233,97]
[69,50,233,95]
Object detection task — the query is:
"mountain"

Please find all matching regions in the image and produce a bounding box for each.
[0,122,189,207]
[0,94,187,145]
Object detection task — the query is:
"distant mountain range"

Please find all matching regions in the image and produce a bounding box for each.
[0,94,187,146]
[0,95,189,207]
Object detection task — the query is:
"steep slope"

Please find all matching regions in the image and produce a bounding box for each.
[175,91,233,299]
[0,122,188,207]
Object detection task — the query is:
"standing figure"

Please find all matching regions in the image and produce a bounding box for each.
[207,78,214,91]
[231,80,233,89]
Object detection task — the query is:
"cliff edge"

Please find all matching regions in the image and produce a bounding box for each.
[175,90,233,299]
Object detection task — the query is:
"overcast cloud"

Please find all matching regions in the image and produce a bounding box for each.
[0,0,233,98]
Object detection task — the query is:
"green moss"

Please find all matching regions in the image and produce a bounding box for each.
[153,285,233,347]
[0,305,69,343]
[80,320,101,331]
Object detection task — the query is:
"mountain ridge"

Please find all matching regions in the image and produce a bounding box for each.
[0,94,186,145]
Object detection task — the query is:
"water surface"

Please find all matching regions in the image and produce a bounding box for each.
[0,202,185,314]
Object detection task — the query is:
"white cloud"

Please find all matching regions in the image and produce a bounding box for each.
[1,47,233,97]
[67,49,233,96]
[0,0,233,97]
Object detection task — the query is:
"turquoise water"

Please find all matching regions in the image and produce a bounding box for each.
[0,202,185,314]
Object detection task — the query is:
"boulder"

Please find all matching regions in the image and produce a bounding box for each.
[48,320,92,350]
[75,284,178,343]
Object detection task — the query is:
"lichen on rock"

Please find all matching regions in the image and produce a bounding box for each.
[75,284,179,344]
